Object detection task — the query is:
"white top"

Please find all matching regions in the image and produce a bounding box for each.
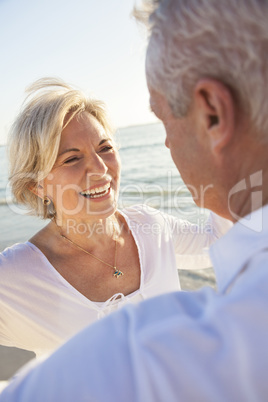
[0,205,231,355]
[1,205,267,402]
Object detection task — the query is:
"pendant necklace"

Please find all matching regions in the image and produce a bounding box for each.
[60,232,124,279]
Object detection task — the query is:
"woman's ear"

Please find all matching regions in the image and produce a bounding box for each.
[29,183,44,199]
[193,78,235,156]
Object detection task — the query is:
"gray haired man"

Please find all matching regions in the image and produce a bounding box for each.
[1,1,268,400]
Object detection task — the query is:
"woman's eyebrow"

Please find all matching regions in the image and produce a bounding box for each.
[58,148,80,157]
[58,139,110,157]
[99,138,110,145]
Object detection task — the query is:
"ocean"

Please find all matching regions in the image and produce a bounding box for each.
[0,123,208,250]
[0,123,215,381]
[0,122,215,288]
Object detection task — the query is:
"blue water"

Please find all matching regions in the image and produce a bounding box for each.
[0,123,203,221]
[0,146,9,203]
[0,123,214,287]
[117,123,191,214]
[0,123,216,379]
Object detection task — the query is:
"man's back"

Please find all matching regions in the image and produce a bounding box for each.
[1,206,268,401]
[2,0,268,400]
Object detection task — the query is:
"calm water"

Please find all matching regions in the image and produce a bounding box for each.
[0,123,215,381]
[0,123,201,216]
[0,123,209,250]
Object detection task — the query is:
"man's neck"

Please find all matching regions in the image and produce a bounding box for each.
[226,168,268,223]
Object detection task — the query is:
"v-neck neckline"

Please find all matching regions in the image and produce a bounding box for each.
[26,209,144,308]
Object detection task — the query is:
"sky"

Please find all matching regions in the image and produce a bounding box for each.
[0,0,157,145]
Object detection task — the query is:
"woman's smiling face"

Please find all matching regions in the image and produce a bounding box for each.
[43,112,121,223]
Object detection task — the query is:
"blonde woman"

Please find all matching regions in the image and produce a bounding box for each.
[0,78,231,357]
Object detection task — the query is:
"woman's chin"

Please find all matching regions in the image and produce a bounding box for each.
[81,196,118,220]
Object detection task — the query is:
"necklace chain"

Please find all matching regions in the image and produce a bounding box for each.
[60,233,124,279]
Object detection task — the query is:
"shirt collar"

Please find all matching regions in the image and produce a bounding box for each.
[209,205,268,293]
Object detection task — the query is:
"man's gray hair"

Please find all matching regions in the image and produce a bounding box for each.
[134,0,268,133]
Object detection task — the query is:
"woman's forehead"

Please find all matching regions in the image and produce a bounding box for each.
[63,112,107,137]
[59,112,110,151]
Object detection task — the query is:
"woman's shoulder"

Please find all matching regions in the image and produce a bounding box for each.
[0,242,39,271]
[1,241,34,255]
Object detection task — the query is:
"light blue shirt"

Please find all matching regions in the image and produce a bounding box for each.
[1,206,268,401]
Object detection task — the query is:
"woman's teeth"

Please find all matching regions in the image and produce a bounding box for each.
[80,183,110,198]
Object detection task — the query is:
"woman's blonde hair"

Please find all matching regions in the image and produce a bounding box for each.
[8,77,113,219]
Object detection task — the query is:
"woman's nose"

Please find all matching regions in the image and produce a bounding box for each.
[86,153,108,177]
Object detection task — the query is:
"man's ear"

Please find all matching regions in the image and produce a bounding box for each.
[193,78,235,155]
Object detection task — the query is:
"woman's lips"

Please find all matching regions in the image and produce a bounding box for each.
[80,182,111,198]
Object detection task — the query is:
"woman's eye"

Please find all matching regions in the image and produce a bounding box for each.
[100,146,113,153]
[64,157,79,164]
